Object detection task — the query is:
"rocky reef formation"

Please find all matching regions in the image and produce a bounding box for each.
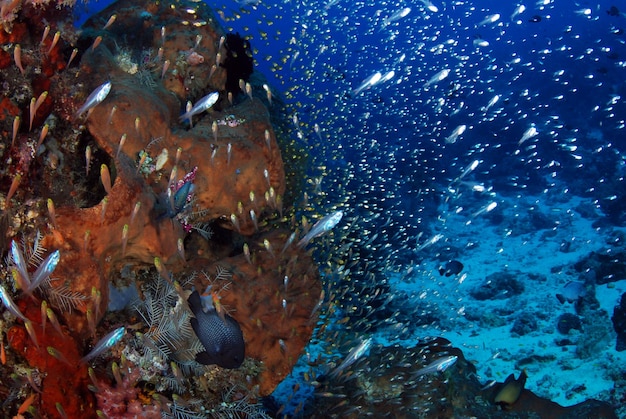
[0,0,316,416]
[304,337,617,418]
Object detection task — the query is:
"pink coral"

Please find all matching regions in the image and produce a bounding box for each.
[95,363,162,418]
[186,51,205,65]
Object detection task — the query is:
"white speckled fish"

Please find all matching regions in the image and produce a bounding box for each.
[188,290,245,368]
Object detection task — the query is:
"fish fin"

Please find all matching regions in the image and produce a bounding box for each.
[556,294,566,304]
[438,268,445,276]
[195,351,216,365]
[188,290,202,314]
[503,373,515,384]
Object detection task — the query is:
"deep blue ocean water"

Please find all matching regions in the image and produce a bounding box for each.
[194,0,626,230]
[73,0,626,414]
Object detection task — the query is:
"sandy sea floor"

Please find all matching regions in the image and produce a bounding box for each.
[387,184,626,407]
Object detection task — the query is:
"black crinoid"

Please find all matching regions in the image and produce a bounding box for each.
[221,33,254,94]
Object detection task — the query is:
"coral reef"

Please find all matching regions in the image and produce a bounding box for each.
[0,0,318,416]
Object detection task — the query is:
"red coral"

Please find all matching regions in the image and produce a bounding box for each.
[9,298,97,418]
[0,48,11,69]
[0,96,20,121]
[0,22,27,43]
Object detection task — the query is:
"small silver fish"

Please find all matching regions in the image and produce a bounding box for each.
[297,210,344,248]
[352,71,382,96]
[0,284,28,322]
[80,326,126,363]
[413,355,458,377]
[420,0,438,13]
[383,7,411,26]
[74,81,112,120]
[179,91,219,123]
[328,337,372,379]
[11,240,30,288]
[445,124,466,144]
[27,250,60,293]
[424,68,450,87]
[518,125,538,145]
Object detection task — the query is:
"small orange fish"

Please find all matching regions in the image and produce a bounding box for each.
[17,393,36,415]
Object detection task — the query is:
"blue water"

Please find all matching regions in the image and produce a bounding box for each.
[74,0,626,414]
[202,0,626,228]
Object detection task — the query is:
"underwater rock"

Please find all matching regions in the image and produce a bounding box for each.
[529,208,556,230]
[574,250,626,285]
[612,292,626,351]
[557,313,582,334]
[469,271,525,300]
[307,337,618,418]
[511,311,538,336]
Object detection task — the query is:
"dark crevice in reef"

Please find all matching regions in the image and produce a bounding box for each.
[68,134,115,208]
[222,32,254,94]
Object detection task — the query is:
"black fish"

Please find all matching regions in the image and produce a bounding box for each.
[607,6,620,17]
[439,260,464,277]
[188,290,245,369]
[556,281,585,304]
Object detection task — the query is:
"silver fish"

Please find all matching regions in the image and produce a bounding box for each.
[420,0,438,13]
[413,355,458,377]
[445,124,467,144]
[352,71,382,96]
[328,337,372,379]
[297,210,344,248]
[0,284,28,322]
[518,125,538,145]
[27,250,60,293]
[81,326,126,363]
[10,240,29,288]
[382,7,411,26]
[424,68,450,87]
[74,81,112,119]
[179,91,219,123]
